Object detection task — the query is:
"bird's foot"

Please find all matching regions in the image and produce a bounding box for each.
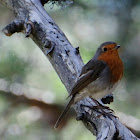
[90,98,113,112]
[81,104,116,119]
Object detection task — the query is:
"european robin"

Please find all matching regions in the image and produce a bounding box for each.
[54,42,123,128]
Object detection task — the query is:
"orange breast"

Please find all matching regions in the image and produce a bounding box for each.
[98,50,123,83]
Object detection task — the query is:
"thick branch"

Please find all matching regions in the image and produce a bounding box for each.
[0,0,139,139]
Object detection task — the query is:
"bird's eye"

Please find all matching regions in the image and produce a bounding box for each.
[102,47,107,52]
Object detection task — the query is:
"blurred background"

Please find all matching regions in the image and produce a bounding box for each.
[0,0,140,139]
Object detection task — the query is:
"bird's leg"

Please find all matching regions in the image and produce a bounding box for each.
[79,97,117,119]
[81,103,116,119]
[90,97,114,113]
[80,104,104,116]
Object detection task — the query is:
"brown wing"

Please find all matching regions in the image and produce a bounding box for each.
[70,60,106,97]
[79,59,105,76]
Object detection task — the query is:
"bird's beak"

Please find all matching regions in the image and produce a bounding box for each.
[114,45,120,50]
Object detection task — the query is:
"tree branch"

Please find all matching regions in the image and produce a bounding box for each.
[0,0,139,139]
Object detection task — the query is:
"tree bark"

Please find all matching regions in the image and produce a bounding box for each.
[0,0,139,139]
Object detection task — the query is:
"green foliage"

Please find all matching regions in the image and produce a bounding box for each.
[0,51,30,82]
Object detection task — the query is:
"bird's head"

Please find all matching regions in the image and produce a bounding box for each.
[93,42,121,60]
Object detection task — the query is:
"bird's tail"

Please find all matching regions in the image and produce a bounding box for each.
[54,96,74,129]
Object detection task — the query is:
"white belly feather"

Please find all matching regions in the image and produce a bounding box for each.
[74,80,120,103]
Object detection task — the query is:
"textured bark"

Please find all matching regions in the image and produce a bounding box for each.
[0,0,139,139]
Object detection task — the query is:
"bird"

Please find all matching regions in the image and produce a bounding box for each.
[54,42,123,128]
